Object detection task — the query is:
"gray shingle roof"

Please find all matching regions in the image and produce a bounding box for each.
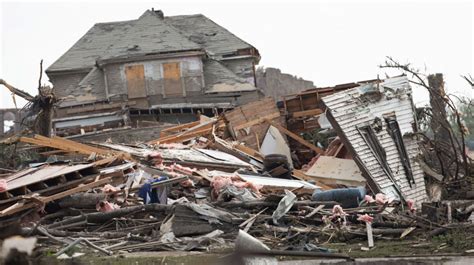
[203,60,255,93]
[165,14,253,57]
[47,11,202,72]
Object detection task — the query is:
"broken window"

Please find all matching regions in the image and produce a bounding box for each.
[357,124,404,200]
[163,62,184,98]
[385,115,415,187]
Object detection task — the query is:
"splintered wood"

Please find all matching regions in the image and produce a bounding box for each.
[20,135,112,155]
[147,118,223,145]
[224,97,284,150]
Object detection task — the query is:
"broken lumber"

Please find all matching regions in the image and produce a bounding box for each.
[0,177,113,217]
[265,119,324,154]
[20,135,111,155]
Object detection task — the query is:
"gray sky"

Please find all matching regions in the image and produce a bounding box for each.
[1,0,472,109]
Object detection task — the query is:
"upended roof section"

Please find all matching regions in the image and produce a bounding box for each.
[203,60,256,93]
[47,11,202,72]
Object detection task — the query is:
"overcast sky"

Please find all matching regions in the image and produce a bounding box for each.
[1,0,472,109]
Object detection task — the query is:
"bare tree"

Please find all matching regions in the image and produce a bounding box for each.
[0,60,56,137]
[380,56,470,182]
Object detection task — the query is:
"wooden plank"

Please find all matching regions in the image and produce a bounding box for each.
[266,119,324,154]
[158,127,212,144]
[49,136,110,155]
[125,64,146,99]
[232,144,264,160]
[65,101,136,115]
[160,121,201,136]
[20,135,111,156]
[291,108,323,118]
[366,222,374,248]
[233,112,281,131]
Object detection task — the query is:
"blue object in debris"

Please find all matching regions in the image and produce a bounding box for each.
[312,186,366,208]
[138,176,168,204]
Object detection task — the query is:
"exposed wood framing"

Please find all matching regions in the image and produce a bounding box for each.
[233,112,281,131]
[265,119,324,154]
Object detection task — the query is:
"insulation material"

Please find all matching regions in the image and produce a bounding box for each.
[305,156,365,187]
[207,171,319,190]
[260,125,293,169]
[322,76,427,205]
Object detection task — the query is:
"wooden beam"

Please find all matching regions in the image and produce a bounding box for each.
[159,121,201,137]
[291,108,323,118]
[265,119,324,154]
[156,127,212,144]
[233,112,281,131]
[233,144,264,160]
[20,135,111,156]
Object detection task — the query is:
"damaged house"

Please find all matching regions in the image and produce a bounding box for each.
[46,9,261,135]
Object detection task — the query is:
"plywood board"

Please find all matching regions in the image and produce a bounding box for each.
[306,156,365,186]
[163,62,183,97]
[126,64,146,99]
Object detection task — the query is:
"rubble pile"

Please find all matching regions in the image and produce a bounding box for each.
[0,76,473,263]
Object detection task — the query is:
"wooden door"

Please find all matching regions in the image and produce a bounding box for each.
[125,64,146,99]
[163,62,183,97]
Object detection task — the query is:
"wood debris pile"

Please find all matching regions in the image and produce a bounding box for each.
[0,86,473,263]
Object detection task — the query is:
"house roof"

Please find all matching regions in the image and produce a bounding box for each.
[47,10,257,73]
[165,14,254,57]
[203,60,256,93]
[47,11,202,72]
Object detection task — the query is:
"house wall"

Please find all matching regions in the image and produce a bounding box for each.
[104,56,204,101]
[221,57,256,85]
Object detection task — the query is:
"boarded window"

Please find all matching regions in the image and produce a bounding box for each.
[125,64,146,99]
[163,62,183,97]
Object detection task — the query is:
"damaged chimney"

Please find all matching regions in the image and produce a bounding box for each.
[151,8,164,19]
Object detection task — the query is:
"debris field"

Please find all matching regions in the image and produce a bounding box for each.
[0,76,473,264]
